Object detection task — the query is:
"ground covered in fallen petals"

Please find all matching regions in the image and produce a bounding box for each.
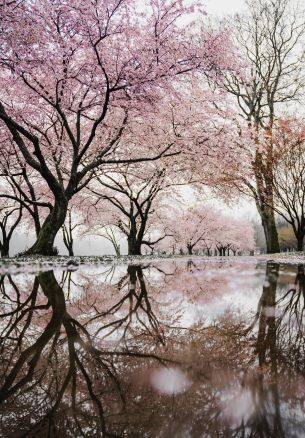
[0,253,304,275]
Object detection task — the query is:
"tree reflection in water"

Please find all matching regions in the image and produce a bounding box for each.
[0,260,305,437]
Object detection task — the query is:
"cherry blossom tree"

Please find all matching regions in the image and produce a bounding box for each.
[0,136,51,237]
[87,162,182,255]
[164,205,220,255]
[83,76,245,257]
[214,217,256,256]
[98,226,122,257]
[0,169,51,239]
[222,0,305,253]
[0,201,22,257]
[62,206,83,256]
[81,204,124,256]
[158,203,255,256]
[270,119,305,251]
[0,0,236,255]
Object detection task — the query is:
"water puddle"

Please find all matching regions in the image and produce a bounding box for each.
[0,258,304,437]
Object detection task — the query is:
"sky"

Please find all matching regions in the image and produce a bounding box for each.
[205,0,246,15]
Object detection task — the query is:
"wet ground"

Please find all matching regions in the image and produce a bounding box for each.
[0,257,305,437]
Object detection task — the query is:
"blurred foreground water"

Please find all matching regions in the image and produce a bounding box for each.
[0,257,305,437]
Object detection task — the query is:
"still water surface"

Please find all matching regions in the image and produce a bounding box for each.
[0,258,304,437]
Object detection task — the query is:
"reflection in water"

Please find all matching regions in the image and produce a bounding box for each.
[0,260,305,436]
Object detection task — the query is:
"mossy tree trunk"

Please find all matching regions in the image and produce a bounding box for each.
[261,208,280,254]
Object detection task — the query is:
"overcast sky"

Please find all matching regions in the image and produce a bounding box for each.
[205,0,246,15]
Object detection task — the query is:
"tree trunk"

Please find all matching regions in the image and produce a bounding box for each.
[127,217,142,256]
[297,234,304,252]
[218,247,224,256]
[128,236,142,255]
[256,262,279,367]
[261,210,280,254]
[33,215,41,238]
[254,147,280,254]
[187,244,193,255]
[1,239,9,257]
[26,196,68,255]
[112,240,120,257]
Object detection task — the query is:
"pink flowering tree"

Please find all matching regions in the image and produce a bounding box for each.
[81,202,125,256]
[159,204,221,255]
[85,162,177,255]
[62,205,84,257]
[0,130,54,237]
[157,203,255,256]
[214,217,256,256]
[222,0,305,253]
[82,78,243,256]
[0,198,22,257]
[0,0,236,255]
[270,119,305,250]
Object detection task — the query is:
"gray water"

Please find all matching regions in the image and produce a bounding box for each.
[0,258,304,437]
